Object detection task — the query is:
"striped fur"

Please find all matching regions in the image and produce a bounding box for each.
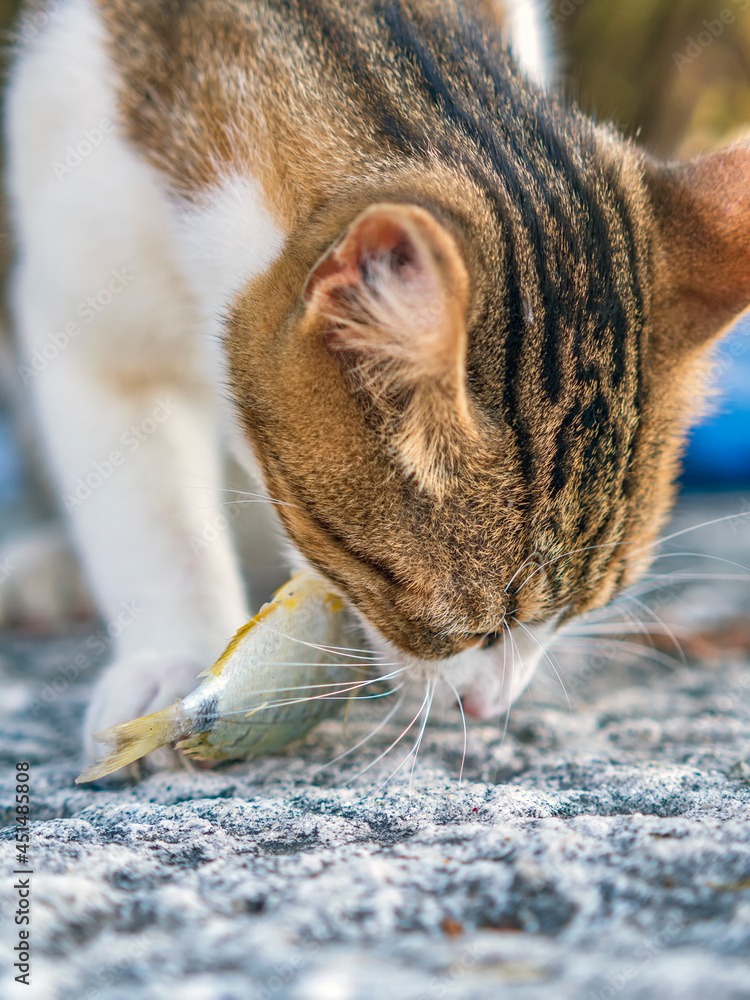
[55,0,750,658]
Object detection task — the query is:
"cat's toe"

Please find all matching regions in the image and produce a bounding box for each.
[83,652,203,772]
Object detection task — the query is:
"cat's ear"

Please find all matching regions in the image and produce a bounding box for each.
[646,143,750,351]
[304,203,480,491]
[304,203,470,385]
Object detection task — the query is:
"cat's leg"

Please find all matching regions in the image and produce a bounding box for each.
[11,265,250,763]
[6,0,249,763]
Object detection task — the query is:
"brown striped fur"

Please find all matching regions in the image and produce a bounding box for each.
[93,0,750,659]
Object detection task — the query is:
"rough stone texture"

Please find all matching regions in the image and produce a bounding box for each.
[1,493,750,1000]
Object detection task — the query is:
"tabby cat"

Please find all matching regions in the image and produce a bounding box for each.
[6,0,750,762]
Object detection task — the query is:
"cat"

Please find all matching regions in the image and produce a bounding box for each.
[5,0,750,766]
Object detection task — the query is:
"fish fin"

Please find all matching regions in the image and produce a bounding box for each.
[75,702,187,784]
[177,733,230,762]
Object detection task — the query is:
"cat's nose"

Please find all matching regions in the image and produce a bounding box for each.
[460,690,497,720]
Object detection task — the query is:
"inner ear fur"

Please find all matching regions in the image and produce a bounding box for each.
[303,202,482,492]
[645,141,750,352]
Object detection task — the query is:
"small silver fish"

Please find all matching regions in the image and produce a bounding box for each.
[76,573,371,783]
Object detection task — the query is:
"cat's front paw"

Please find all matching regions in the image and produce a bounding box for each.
[83,652,202,774]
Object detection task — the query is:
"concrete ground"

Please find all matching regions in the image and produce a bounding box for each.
[1,492,749,1000]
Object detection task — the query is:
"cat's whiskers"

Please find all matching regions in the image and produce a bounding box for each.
[563,622,685,636]
[553,636,682,673]
[570,572,696,627]
[215,499,293,509]
[640,570,750,587]
[251,616,390,662]
[515,509,750,597]
[554,542,750,673]
[344,682,432,787]
[225,662,405,696]
[644,511,750,552]
[310,687,407,777]
[504,550,541,595]
[216,688,406,729]
[573,555,750,641]
[604,602,676,667]
[618,605,653,641]
[617,593,686,664]
[500,620,518,745]
[186,483,299,509]
[635,550,750,576]
[318,510,750,786]
[370,678,435,796]
[512,616,572,714]
[444,675,468,786]
[407,679,436,795]
[515,540,618,594]
[305,518,750,786]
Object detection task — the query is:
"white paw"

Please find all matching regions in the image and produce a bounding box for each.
[83,652,203,773]
[0,523,93,631]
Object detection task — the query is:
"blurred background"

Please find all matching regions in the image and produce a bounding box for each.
[0,0,748,527]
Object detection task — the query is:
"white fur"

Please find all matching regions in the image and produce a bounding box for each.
[451,620,556,719]
[505,0,555,88]
[5,0,282,760]
[174,175,285,327]
[171,175,286,484]
[6,0,556,763]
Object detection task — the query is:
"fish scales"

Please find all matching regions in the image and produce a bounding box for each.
[76,573,367,783]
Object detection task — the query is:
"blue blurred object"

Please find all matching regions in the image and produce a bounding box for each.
[0,415,24,508]
[682,314,750,488]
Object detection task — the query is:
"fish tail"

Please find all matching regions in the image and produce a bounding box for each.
[75,703,188,784]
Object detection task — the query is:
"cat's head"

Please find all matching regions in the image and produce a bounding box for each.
[226,134,750,716]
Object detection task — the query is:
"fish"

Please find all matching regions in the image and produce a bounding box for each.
[76,572,382,783]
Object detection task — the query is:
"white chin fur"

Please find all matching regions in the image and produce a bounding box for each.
[348,606,556,721]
